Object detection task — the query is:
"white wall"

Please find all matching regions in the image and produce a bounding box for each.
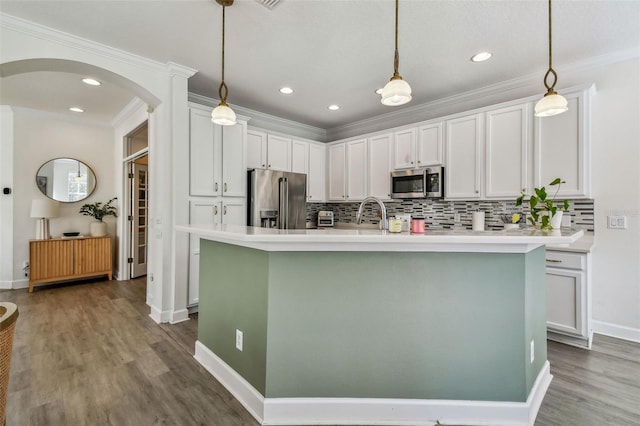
[11,108,116,285]
[587,59,640,334]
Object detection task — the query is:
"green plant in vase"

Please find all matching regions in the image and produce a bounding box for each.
[79,197,118,221]
[515,178,569,230]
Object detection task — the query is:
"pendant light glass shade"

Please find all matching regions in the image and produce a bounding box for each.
[211,103,237,125]
[381,0,411,107]
[212,0,236,126]
[535,0,567,118]
[381,77,412,106]
[535,92,568,117]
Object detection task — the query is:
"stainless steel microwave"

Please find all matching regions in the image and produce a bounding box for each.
[390,166,444,199]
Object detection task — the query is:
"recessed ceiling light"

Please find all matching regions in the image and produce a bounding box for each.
[69,107,84,113]
[375,88,384,95]
[328,105,340,111]
[471,52,493,62]
[279,87,294,94]
[82,78,101,86]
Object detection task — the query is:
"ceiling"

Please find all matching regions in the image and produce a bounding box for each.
[1,0,639,130]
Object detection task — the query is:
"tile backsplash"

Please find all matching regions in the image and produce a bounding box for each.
[307,199,594,232]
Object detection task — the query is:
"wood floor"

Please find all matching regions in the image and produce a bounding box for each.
[2,278,639,426]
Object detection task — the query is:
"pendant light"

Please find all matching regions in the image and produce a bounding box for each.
[75,160,83,182]
[381,0,412,106]
[534,0,568,117]
[211,0,237,126]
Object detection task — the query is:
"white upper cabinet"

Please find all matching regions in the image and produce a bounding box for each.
[484,103,529,199]
[308,143,326,202]
[190,108,246,198]
[246,130,267,169]
[417,122,444,167]
[266,134,292,171]
[328,143,346,201]
[291,140,308,174]
[368,133,392,199]
[392,128,417,169]
[445,114,484,199]
[534,90,590,198]
[346,139,368,201]
[221,123,247,198]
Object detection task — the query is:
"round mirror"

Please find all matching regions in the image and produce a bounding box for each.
[35,158,97,203]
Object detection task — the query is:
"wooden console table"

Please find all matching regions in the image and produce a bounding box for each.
[29,235,112,292]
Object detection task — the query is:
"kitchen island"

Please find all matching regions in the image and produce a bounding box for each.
[176,224,583,426]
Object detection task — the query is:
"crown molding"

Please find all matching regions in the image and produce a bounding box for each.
[1,13,190,77]
[188,93,327,142]
[110,98,147,128]
[325,48,640,141]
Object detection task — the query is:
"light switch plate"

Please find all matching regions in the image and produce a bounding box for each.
[608,216,627,229]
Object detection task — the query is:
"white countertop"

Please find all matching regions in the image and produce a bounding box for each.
[176,224,584,253]
[547,232,594,253]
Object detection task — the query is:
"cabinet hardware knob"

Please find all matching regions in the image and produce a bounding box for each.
[262,164,265,167]
[546,259,562,263]
[309,195,312,199]
[418,161,421,164]
[475,190,479,194]
[224,183,228,192]
[411,161,414,164]
[224,206,227,215]
[214,206,218,215]
[268,164,271,168]
[215,182,219,192]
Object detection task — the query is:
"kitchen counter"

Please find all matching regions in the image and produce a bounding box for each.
[177,224,575,426]
[547,232,594,253]
[177,224,583,253]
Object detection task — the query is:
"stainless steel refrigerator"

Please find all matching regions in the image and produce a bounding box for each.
[247,169,307,229]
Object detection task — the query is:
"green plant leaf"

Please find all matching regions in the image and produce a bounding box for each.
[529,196,538,209]
[549,178,564,186]
[563,200,569,211]
[515,195,524,207]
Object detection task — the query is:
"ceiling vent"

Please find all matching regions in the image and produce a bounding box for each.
[255,0,281,9]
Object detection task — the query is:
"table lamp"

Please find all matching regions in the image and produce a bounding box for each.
[30,199,59,239]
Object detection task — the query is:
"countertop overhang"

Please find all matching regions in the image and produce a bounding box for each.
[176,224,584,253]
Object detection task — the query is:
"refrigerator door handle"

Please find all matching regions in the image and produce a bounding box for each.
[283,178,289,229]
[279,177,286,229]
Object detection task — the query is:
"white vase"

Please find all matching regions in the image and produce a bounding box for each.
[90,221,107,237]
[550,210,563,229]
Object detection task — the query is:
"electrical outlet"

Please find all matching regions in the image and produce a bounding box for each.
[530,340,535,364]
[236,329,243,351]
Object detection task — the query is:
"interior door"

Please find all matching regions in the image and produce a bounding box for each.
[130,161,148,278]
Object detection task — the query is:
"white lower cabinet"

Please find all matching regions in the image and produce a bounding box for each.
[188,198,245,307]
[546,250,592,348]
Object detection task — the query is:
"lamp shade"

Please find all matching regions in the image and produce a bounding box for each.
[211,104,237,126]
[535,92,568,117]
[30,199,59,218]
[381,78,412,106]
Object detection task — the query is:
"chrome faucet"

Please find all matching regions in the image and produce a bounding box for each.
[356,196,388,230]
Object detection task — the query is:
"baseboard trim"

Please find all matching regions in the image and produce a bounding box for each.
[169,309,190,324]
[593,320,640,343]
[0,279,28,290]
[194,341,265,423]
[194,340,552,426]
[148,305,170,324]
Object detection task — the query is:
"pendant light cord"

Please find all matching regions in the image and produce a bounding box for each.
[392,0,401,79]
[218,5,229,105]
[543,0,558,94]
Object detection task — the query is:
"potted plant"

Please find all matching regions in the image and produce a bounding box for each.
[79,197,118,236]
[515,178,569,230]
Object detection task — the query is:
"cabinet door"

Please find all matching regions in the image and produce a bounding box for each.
[267,134,292,171]
[221,122,246,198]
[346,139,367,201]
[485,104,529,198]
[546,267,585,337]
[328,144,346,201]
[417,122,443,166]
[74,237,111,276]
[29,240,74,281]
[190,109,222,196]
[308,143,326,202]
[368,134,392,199]
[246,130,267,169]
[188,200,221,306]
[393,128,417,169]
[291,140,308,174]
[535,91,589,197]
[445,114,483,199]
[222,199,246,226]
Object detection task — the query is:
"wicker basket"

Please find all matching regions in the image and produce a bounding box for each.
[0,303,18,426]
